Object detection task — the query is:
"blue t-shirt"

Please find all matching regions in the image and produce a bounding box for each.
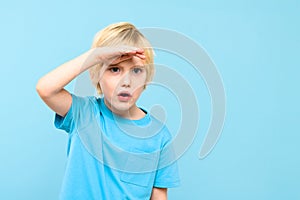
[54,94,180,200]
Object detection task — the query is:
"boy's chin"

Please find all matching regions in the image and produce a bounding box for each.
[111,101,135,113]
[104,96,138,116]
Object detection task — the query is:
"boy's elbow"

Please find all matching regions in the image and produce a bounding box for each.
[36,79,50,99]
[36,82,45,98]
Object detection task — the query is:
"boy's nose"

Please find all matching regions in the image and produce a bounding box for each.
[121,72,131,87]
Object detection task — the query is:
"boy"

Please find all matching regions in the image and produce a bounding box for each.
[36,22,180,200]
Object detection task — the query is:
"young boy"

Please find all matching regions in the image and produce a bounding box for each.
[36,22,180,200]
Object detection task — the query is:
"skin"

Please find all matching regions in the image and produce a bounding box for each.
[36,46,167,199]
[150,188,167,200]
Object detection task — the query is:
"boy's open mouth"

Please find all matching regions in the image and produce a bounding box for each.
[118,93,131,97]
[117,91,132,101]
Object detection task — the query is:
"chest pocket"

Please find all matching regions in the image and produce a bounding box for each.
[120,151,159,187]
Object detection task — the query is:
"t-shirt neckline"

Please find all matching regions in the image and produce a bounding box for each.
[98,97,151,126]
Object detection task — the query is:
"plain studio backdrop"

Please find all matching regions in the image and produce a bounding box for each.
[0,0,299,199]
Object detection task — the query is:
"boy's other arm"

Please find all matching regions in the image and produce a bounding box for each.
[150,187,167,200]
[36,47,145,117]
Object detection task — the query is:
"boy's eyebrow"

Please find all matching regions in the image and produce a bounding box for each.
[108,64,118,67]
[133,65,145,68]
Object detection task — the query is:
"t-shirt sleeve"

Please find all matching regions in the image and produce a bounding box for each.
[54,94,95,134]
[153,160,180,188]
[153,128,180,188]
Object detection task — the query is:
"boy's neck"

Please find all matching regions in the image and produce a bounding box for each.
[117,108,146,120]
[104,100,146,120]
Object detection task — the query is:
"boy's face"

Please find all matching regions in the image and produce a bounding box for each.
[99,56,147,116]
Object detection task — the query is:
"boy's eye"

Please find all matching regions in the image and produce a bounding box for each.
[109,67,120,73]
[132,67,143,74]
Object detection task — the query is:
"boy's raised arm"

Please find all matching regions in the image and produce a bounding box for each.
[36,49,98,117]
[36,47,145,117]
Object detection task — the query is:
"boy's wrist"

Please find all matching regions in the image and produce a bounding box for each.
[78,48,101,72]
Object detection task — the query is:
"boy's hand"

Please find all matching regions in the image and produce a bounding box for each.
[93,46,146,67]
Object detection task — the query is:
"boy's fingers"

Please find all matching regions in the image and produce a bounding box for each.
[122,52,146,60]
[120,49,145,59]
[134,48,144,53]
[136,54,146,59]
[109,47,145,65]
[122,47,144,54]
[111,54,133,65]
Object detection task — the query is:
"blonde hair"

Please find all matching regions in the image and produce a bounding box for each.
[89,22,155,95]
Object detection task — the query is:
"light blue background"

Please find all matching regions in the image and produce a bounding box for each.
[1,0,299,199]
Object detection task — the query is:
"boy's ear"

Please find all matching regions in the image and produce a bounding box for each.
[97,83,102,94]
